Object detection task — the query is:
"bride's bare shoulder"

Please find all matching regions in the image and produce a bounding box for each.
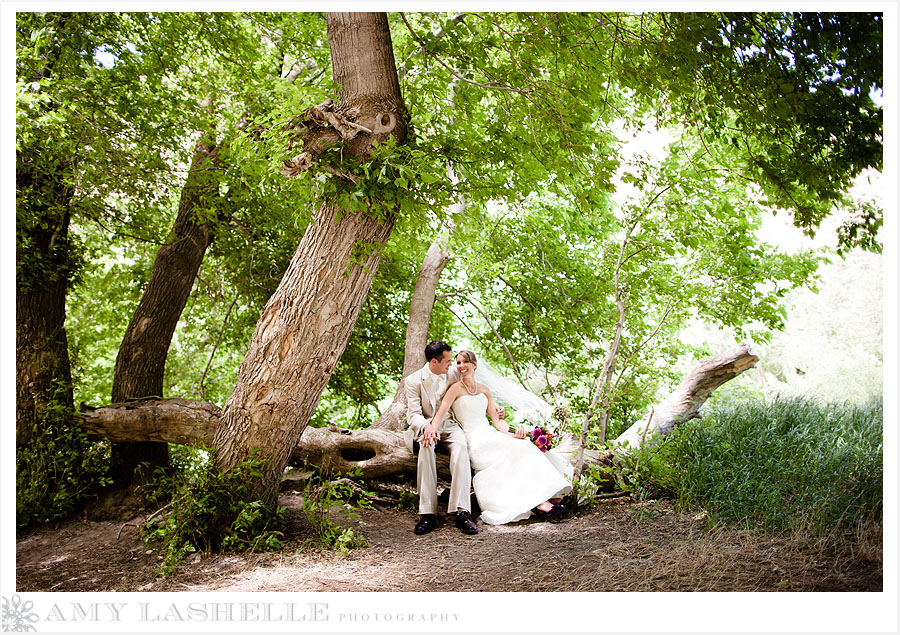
[447,380,465,394]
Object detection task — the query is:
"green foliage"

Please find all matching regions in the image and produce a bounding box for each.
[300,471,373,554]
[393,12,625,208]
[16,387,110,529]
[573,462,621,507]
[452,195,612,376]
[55,11,329,409]
[629,395,883,542]
[627,12,882,234]
[619,136,824,341]
[395,489,419,511]
[836,199,883,255]
[140,450,286,576]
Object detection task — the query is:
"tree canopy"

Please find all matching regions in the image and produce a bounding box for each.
[15,9,883,467]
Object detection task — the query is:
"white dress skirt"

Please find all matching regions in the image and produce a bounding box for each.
[451,393,572,525]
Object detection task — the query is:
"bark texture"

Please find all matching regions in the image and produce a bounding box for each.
[293,426,427,478]
[402,235,452,377]
[15,153,76,447]
[213,12,408,503]
[108,137,219,484]
[614,342,760,450]
[369,387,409,432]
[80,398,220,446]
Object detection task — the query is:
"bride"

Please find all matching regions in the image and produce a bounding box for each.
[430,350,573,525]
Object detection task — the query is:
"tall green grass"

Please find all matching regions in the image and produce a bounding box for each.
[638,395,883,540]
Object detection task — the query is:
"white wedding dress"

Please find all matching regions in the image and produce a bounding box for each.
[451,393,573,525]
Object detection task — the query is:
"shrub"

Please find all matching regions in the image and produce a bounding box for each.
[140,449,286,576]
[300,471,372,554]
[16,394,109,529]
[633,395,883,541]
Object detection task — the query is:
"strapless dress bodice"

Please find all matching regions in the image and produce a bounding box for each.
[451,393,491,432]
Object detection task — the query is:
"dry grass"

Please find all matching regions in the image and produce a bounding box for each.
[16,493,881,593]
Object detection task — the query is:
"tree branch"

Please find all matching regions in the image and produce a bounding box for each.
[199,294,239,401]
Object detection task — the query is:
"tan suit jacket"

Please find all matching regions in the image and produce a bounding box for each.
[402,364,460,453]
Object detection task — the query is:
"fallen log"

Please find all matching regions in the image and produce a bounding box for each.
[290,425,438,478]
[78,398,444,479]
[78,400,602,480]
[76,343,758,482]
[78,397,219,445]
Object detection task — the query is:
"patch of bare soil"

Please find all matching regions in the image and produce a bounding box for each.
[16,491,882,593]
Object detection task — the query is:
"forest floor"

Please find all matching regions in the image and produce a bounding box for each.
[16,481,882,593]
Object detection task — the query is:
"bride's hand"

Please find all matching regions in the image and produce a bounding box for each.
[421,422,440,447]
[513,427,527,439]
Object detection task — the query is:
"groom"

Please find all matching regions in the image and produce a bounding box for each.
[403,340,478,535]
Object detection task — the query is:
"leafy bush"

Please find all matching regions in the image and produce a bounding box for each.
[300,471,372,554]
[16,394,110,529]
[140,449,286,576]
[632,395,883,541]
[395,489,419,511]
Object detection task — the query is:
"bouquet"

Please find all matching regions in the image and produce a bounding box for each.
[530,425,557,452]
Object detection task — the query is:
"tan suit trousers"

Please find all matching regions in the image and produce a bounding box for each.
[416,419,471,515]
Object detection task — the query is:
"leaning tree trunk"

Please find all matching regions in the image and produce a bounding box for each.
[108,137,220,486]
[212,12,408,504]
[402,232,453,378]
[370,228,452,430]
[15,160,75,447]
[614,342,760,451]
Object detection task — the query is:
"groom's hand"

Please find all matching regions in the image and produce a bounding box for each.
[421,422,440,448]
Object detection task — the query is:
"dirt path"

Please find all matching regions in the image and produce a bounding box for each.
[15,492,881,593]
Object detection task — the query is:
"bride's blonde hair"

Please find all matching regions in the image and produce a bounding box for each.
[456,350,477,365]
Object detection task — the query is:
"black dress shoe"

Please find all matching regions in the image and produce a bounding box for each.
[455,510,478,535]
[414,514,438,535]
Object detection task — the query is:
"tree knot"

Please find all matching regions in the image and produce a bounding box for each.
[281,97,407,178]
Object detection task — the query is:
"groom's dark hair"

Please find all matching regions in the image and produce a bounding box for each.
[424,340,452,362]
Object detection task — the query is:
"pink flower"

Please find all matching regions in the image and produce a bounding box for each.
[536,434,548,448]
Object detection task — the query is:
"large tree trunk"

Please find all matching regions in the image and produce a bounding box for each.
[15,31,77,447]
[212,12,408,504]
[15,165,75,446]
[108,137,219,486]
